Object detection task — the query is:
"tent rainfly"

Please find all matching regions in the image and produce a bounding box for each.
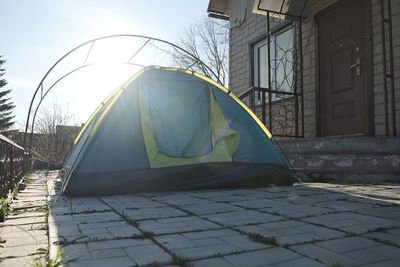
[62,66,296,196]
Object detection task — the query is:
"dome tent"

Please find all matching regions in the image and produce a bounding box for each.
[62,66,296,196]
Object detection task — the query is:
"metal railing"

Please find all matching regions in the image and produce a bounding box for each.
[379,0,397,137]
[0,134,27,197]
[238,12,304,138]
[239,86,304,138]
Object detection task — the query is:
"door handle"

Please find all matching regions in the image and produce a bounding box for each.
[350,58,361,76]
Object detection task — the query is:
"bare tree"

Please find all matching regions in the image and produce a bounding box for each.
[173,17,229,86]
[34,102,81,167]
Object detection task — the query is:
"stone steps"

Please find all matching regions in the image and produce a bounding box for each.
[277,137,400,184]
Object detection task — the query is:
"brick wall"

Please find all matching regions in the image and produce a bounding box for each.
[371,0,400,136]
[229,0,266,94]
[228,0,399,137]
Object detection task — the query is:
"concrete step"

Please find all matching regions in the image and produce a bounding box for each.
[293,168,400,184]
[278,137,400,153]
[286,152,400,170]
[276,137,400,184]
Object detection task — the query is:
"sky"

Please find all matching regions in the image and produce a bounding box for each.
[0,0,210,130]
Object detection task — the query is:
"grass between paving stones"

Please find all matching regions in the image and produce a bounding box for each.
[0,171,37,222]
[98,198,190,266]
[0,197,10,222]
[30,248,73,267]
[367,227,389,233]
[305,173,329,183]
[120,209,140,227]
[247,232,278,246]
[171,253,192,267]
[60,209,112,216]
[136,261,162,267]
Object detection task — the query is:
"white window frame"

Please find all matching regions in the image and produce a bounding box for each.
[253,24,295,104]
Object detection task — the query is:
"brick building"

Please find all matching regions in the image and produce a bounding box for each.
[208,0,399,139]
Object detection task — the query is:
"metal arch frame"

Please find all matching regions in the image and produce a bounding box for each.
[23,34,222,155]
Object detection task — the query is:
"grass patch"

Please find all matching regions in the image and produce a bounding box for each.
[305,173,328,183]
[0,236,6,248]
[60,209,112,216]
[36,204,51,226]
[115,231,155,240]
[248,232,278,246]
[368,227,388,233]
[119,210,139,227]
[171,253,192,267]
[30,248,73,267]
[0,198,10,222]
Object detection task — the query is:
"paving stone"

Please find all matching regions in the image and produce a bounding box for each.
[2,215,45,226]
[79,228,114,240]
[230,199,285,209]
[7,211,45,220]
[203,210,284,226]
[0,234,48,247]
[223,247,301,266]
[101,195,167,211]
[316,237,381,253]
[258,186,294,193]
[0,244,45,258]
[191,257,235,267]
[356,206,400,220]
[312,200,377,212]
[62,243,91,261]
[78,220,130,231]
[185,190,231,198]
[49,224,81,238]
[123,206,187,220]
[302,212,399,234]
[44,180,400,266]
[0,226,46,239]
[87,238,153,251]
[287,193,347,204]
[151,194,215,206]
[0,256,33,267]
[157,229,267,260]
[0,172,49,265]
[139,216,220,234]
[343,248,389,264]
[67,256,134,267]
[261,203,333,218]
[208,195,261,202]
[71,203,110,213]
[363,260,400,267]
[364,228,400,246]
[364,244,400,260]
[70,212,121,224]
[274,257,326,267]
[239,220,345,245]
[124,244,171,265]
[174,244,239,260]
[106,225,141,238]
[291,243,361,266]
[155,234,197,249]
[182,202,242,215]
[90,248,127,259]
[48,214,75,224]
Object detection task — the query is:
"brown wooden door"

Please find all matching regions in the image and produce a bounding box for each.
[318,0,369,136]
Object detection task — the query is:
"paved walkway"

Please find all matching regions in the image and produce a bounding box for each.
[2,171,400,266]
[0,171,48,266]
[45,171,400,267]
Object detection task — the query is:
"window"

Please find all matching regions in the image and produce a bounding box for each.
[253,25,295,104]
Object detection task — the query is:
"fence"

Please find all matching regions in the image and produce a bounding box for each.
[0,134,27,198]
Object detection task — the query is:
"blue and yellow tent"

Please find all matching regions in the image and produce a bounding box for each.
[62,66,296,196]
